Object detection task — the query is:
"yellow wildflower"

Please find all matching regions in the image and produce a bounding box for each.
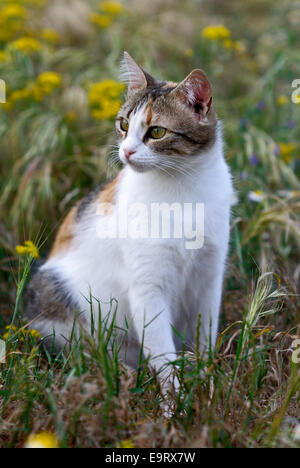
[99,1,125,15]
[28,72,62,101]
[202,25,231,41]
[278,142,296,163]
[25,432,59,449]
[3,325,17,340]
[278,143,296,154]
[3,325,41,341]
[234,41,246,53]
[0,4,27,21]
[27,329,41,340]
[0,51,7,62]
[222,39,234,49]
[90,12,112,28]
[10,88,31,103]
[277,95,289,106]
[66,111,78,122]
[40,28,60,44]
[36,71,62,94]
[15,241,40,259]
[223,39,246,53]
[185,48,194,57]
[1,101,12,111]
[91,100,122,120]
[28,82,43,101]
[0,4,27,41]
[89,80,124,120]
[119,439,135,448]
[10,37,41,54]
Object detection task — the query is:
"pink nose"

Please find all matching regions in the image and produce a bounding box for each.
[124,149,135,160]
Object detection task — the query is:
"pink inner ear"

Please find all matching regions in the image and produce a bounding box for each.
[181,70,212,114]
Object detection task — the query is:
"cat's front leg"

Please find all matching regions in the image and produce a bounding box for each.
[128,288,179,395]
[185,248,227,355]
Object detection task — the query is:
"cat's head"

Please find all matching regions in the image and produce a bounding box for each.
[116,52,217,173]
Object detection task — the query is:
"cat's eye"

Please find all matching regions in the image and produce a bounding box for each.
[149,127,167,140]
[120,118,129,132]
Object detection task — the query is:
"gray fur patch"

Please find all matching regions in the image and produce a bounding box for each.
[76,184,103,221]
[25,269,80,324]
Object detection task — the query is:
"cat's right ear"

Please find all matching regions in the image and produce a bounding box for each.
[120,52,156,93]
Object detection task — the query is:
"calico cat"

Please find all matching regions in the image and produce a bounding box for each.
[26,52,233,391]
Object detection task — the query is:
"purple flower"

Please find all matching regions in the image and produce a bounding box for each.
[239,171,247,180]
[256,101,266,111]
[250,154,259,166]
[274,144,280,156]
[286,119,296,129]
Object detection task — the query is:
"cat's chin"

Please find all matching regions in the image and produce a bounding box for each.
[125,161,153,173]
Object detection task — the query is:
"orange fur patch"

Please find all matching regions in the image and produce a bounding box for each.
[49,206,77,258]
[98,175,120,205]
[163,81,178,88]
[145,101,153,126]
[49,175,120,258]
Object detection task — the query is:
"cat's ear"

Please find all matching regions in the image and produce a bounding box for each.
[120,51,156,93]
[172,69,212,119]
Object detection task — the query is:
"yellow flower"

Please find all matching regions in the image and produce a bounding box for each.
[234,41,246,53]
[3,325,17,340]
[185,48,194,57]
[36,71,62,94]
[202,25,231,41]
[90,12,111,28]
[10,88,31,103]
[0,4,27,21]
[222,39,234,49]
[10,37,41,54]
[25,432,59,449]
[277,95,289,106]
[3,325,41,341]
[119,439,135,448]
[278,142,296,163]
[27,329,41,340]
[0,51,7,62]
[0,4,27,41]
[15,241,40,259]
[29,72,62,101]
[66,111,78,122]
[89,80,125,120]
[89,80,125,102]
[40,28,60,44]
[223,39,246,53]
[99,1,125,15]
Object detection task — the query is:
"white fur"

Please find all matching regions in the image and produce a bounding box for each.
[120,52,148,91]
[37,104,233,389]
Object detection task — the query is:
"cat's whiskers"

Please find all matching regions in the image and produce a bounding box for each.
[158,159,198,181]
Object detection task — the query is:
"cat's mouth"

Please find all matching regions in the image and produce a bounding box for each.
[124,158,154,173]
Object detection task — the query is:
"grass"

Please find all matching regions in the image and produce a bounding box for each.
[0,0,300,448]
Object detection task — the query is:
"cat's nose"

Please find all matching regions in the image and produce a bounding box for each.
[124,149,135,160]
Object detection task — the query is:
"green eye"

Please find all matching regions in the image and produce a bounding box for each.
[120,118,129,132]
[149,127,166,139]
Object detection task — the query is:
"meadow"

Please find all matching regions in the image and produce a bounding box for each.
[0,0,300,448]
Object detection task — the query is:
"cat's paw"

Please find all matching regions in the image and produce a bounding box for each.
[159,368,181,419]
